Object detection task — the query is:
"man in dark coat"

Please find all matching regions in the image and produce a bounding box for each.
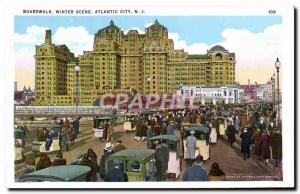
[73,118,80,137]
[80,153,93,181]
[240,128,252,160]
[135,119,142,141]
[183,155,208,181]
[87,148,98,181]
[99,142,115,180]
[45,131,54,151]
[157,114,163,128]
[104,163,128,182]
[269,128,282,167]
[258,117,267,131]
[154,143,169,181]
[36,153,52,170]
[176,114,183,130]
[102,122,108,142]
[226,121,236,147]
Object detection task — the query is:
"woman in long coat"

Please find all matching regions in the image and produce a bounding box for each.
[252,128,262,157]
[260,131,271,162]
[240,128,252,160]
[211,118,220,137]
[135,119,142,141]
[107,123,114,142]
[240,114,248,129]
[269,130,282,167]
[140,121,148,140]
[226,122,236,147]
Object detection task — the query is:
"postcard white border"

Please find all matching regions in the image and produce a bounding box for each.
[1,2,295,189]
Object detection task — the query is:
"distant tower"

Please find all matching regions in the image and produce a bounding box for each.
[45,29,52,44]
[14,81,18,92]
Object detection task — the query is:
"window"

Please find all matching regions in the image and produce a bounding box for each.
[215,53,222,60]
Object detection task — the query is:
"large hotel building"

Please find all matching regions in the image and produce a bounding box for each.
[34,20,236,106]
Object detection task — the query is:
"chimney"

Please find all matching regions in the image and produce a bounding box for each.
[45,29,52,44]
[248,79,250,87]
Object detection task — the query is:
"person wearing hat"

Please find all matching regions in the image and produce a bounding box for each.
[19,156,36,180]
[226,120,237,147]
[38,128,49,141]
[73,117,80,137]
[140,121,148,141]
[267,121,276,134]
[154,142,169,181]
[234,115,240,133]
[36,153,52,171]
[208,162,226,181]
[99,142,114,180]
[84,148,98,181]
[153,122,161,136]
[240,127,252,160]
[64,117,71,140]
[80,153,93,181]
[114,140,127,153]
[134,119,142,141]
[260,130,271,163]
[166,122,174,135]
[240,113,248,129]
[176,114,183,131]
[52,151,67,166]
[186,130,197,167]
[269,128,282,168]
[251,126,262,157]
[183,155,208,181]
[212,117,220,138]
[107,122,114,142]
[258,117,267,131]
[161,123,167,135]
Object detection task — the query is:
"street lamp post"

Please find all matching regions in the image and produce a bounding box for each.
[275,58,281,127]
[271,75,275,111]
[75,64,80,114]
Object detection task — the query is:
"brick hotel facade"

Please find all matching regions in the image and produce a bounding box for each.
[34,20,236,106]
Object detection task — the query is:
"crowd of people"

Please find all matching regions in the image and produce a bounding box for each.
[36,117,81,151]
[17,102,282,182]
[123,103,282,167]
